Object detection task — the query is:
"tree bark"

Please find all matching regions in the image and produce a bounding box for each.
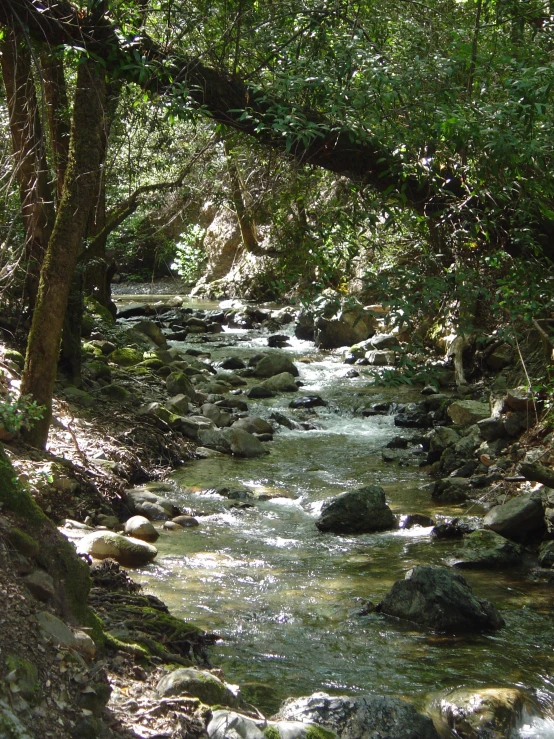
[0,29,56,309]
[224,140,260,255]
[20,56,108,448]
[40,48,70,200]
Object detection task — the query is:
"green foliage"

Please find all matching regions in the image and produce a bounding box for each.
[0,393,44,435]
[171,225,207,284]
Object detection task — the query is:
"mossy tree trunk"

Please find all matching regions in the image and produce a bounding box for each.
[40,47,70,201]
[0,29,56,310]
[224,139,262,255]
[20,56,108,448]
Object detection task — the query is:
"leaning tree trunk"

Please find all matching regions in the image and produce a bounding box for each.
[41,47,70,200]
[20,56,107,448]
[224,139,262,255]
[1,29,56,310]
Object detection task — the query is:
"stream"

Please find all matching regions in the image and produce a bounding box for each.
[123,296,554,735]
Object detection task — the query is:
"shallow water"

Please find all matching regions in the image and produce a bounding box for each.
[133,303,554,726]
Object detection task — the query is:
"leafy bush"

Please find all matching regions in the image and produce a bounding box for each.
[171,225,207,284]
[0,393,45,435]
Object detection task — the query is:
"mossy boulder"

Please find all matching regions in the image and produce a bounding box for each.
[4,349,24,368]
[83,360,112,381]
[109,347,144,366]
[63,386,95,407]
[98,384,135,403]
[7,528,39,557]
[138,357,165,370]
[156,667,238,707]
[81,342,103,358]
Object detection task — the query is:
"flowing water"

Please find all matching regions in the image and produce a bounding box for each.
[125,297,554,732]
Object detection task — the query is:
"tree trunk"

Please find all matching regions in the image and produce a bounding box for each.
[224,139,260,254]
[40,48,70,200]
[20,56,108,448]
[0,29,56,309]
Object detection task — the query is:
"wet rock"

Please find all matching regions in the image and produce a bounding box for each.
[432,477,470,503]
[247,386,275,398]
[220,357,246,370]
[251,353,299,378]
[216,397,249,412]
[232,417,273,435]
[447,400,491,426]
[431,518,474,539]
[401,514,435,529]
[394,407,433,428]
[157,667,238,707]
[261,372,299,392]
[430,686,539,739]
[267,334,290,348]
[226,428,270,458]
[377,564,504,632]
[126,489,179,520]
[124,515,159,543]
[452,529,523,569]
[275,692,439,739]
[295,311,315,341]
[289,395,327,409]
[117,302,149,318]
[483,492,545,541]
[202,403,232,428]
[315,306,378,350]
[173,515,200,528]
[315,485,396,534]
[270,412,301,430]
[538,541,554,567]
[386,436,409,449]
[77,531,158,566]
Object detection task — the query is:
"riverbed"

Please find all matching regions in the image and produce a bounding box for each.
[123,297,554,734]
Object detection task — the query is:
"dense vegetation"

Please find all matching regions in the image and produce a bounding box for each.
[0,0,553,446]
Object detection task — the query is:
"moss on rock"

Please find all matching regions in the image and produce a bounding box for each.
[109,347,144,367]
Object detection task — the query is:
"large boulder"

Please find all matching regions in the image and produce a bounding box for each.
[232,417,273,435]
[225,428,269,458]
[251,353,299,378]
[275,692,439,739]
[126,489,180,520]
[452,529,523,569]
[76,531,157,567]
[447,401,491,426]
[377,565,505,632]
[428,687,540,739]
[156,668,238,707]
[483,492,545,541]
[315,485,395,534]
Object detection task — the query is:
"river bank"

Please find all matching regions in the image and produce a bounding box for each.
[1,289,554,738]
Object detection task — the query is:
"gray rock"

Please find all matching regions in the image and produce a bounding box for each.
[202,403,232,427]
[505,387,536,413]
[275,692,439,739]
[124,515,159,542]
[261,372,299,392]
[432,477,470,503]
[477,417,507,441]
[166,371,197,400]
[232,417,273,435]
[251,354,299,378]
[167,393,190,414]
[156,668,238,707]
[198,427,233,454]
[22,570,56,602]
[173,515,199,528]
[452,529,523,569]
[378,564,504,632]
[429,427,460,454]
[316,485,395,534]
[208,710,265,739]
[225,428,269,458]
[483,492,545,540]
[77,531,157,567]
[36,611,96,658]
[133,319,167,347]
[365,350,396,366]
[246,386,275,398]
[447,400,491,426]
